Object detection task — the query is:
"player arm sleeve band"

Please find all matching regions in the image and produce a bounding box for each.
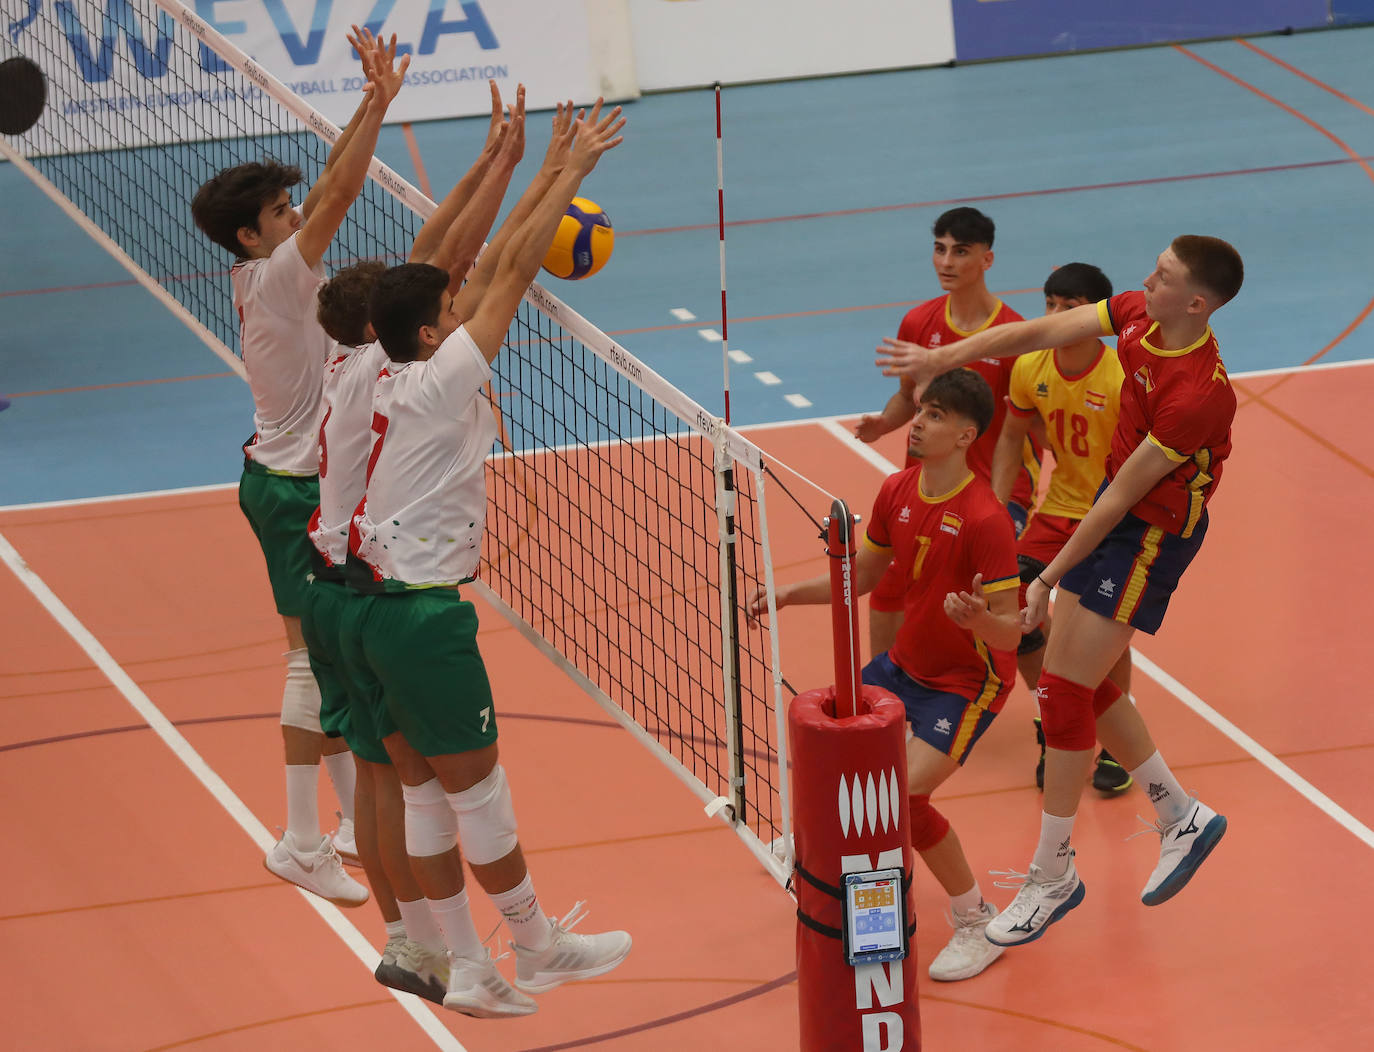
[401,777,458,858]
[907,794,951,852]
[447,764,519,866]
[280,647,322,733]
[1036,672,1097,751]
[1092,680,1123,717]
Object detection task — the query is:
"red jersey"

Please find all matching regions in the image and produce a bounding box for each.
[896,296,1039,506]
[1097,291,1235,538]
[864,465,1020,709]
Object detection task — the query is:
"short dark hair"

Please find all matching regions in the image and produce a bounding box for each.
[317,261,387,347]
[1044,262,1113,304]
[191,160,302,258]
[1171,235,1244,307]
[922,368,994,438]
[932,207,995,248]
[370,263,449,363]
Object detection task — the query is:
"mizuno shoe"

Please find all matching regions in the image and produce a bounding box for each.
[985,853,1086,947]
[1139,798,1227,906]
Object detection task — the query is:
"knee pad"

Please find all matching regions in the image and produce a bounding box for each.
[1092,680,1123,717]
[907,794,951,852]
[280,648,322,733]
[449,764,519,866]
[401,778,457,858]
[1018,627,1046,655]
[1036,673,1096,751]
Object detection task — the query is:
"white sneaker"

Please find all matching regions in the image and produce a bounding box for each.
[332,817,360,866]
[985,853,1086,947]
[389,939,448,1005]
[263,830,368,907]
[928,902,1004,981]
[1139,797,1227,906]
[513,902,632,994]
[443,950,537,1018]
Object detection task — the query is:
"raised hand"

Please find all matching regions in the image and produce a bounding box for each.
[347,24,377,79]
[363,32,410,108]
[495,84,526,166]
[876,336,945,398]
[568,98,626,175]
[853,414,888,443]
[482,80,505,151]
[542,99,575,172]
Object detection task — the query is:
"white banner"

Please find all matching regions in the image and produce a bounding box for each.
[7,0,637,157]
[627,0,956,90]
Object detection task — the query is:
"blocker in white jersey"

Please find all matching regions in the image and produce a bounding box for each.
[351,326,497,591]
[232,231,332,475]
[309,340,389,573]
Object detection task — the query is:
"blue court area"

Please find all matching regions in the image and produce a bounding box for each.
[3,26,1373,503]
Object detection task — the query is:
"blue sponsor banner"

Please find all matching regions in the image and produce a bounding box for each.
[1332,0,1374,24]
[952,0,1332,62]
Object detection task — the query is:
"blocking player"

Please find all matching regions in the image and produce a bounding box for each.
[752,368,1021,983]
[305,81,528,1002]
[339,100,632,1017]
[190,29,407,905]
[991,263,1133,794]
[877,235,1242,944]
[854,207,1039,659]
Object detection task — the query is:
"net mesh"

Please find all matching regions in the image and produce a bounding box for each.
[9,0,788,867]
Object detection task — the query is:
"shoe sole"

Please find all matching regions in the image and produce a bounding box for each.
[261,856,369,907]
[514,942,633,994]
[1141,814,1227,906]
[376,965,446,1006]
[985,880,1086,947]
[442,993,537,1018]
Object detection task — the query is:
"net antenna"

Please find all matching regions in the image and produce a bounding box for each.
[0,0,863,889]
[714,81,731,424]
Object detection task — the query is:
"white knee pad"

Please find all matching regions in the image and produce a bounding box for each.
[402,778,458,858]
[280,648,322,733]
[449,764,518,866]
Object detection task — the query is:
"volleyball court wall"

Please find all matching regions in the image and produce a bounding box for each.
[1,0,815,886]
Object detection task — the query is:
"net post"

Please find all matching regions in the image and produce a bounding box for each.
[826,499,863,720]
[715,438,747,825]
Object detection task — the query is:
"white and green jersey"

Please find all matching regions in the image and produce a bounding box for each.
[308,340,388,570]
[351,326,496,590]
[230,231,331,475]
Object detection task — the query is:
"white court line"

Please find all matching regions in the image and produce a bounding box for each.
[754,371,781,386]
[814,419,1374,852]
[0,532,467,1052]
[670,307,696,321]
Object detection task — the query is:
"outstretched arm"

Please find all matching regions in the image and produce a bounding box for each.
[876,302,1104,398]
[408,80,508,265]
[854,376,918,443]
[295,32,410,269]
[462,99,625,362]
[301,26,376,220]
[745,542,889,623]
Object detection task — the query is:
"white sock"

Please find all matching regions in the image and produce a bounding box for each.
[284,764,320,845]
[322,751,356,822]
[490,874,552,952]
[428,888,486,960]
[949,883,984,916]
[384,918,406,941]
[397,897,445,952]
[1030,812,1076,877]
[1130,751,1190,824]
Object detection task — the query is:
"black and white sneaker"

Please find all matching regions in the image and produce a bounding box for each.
[985,852,1086,947]
[1139,798,1227,906]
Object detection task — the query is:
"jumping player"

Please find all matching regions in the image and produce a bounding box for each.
[854,207,1039,659]
[190,29,407,905]
[877,235,1242,944]
[753,368,1021,983]
[991,263,1133,793]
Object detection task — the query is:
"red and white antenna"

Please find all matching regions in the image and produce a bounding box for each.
[715,82,731,425]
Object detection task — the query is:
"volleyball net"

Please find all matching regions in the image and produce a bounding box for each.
[0,0,861,886]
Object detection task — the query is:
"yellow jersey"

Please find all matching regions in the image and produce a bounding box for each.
[1007,342,1124,520]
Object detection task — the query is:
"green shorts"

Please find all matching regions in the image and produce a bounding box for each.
[338,588,498,758]
[300,576,390,765]
[238,460,319,618]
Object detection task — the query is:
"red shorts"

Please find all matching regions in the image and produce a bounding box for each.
[1017,513,1080,566]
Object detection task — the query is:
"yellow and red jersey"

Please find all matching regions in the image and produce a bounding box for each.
[896,296,1040,506]
[864,465,1019,709]
[1007,342,1125,519]
[1097,291,1235,538]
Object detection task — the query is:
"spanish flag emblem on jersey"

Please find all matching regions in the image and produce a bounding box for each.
[1134,365,1155,393]
[940,512,964,536]
[1085,390,1108,411]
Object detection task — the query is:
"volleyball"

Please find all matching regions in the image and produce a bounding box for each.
[542,197,614,280]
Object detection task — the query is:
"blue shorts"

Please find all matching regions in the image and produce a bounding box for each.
[862,652,999,765]
[1059,508,1208,634]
